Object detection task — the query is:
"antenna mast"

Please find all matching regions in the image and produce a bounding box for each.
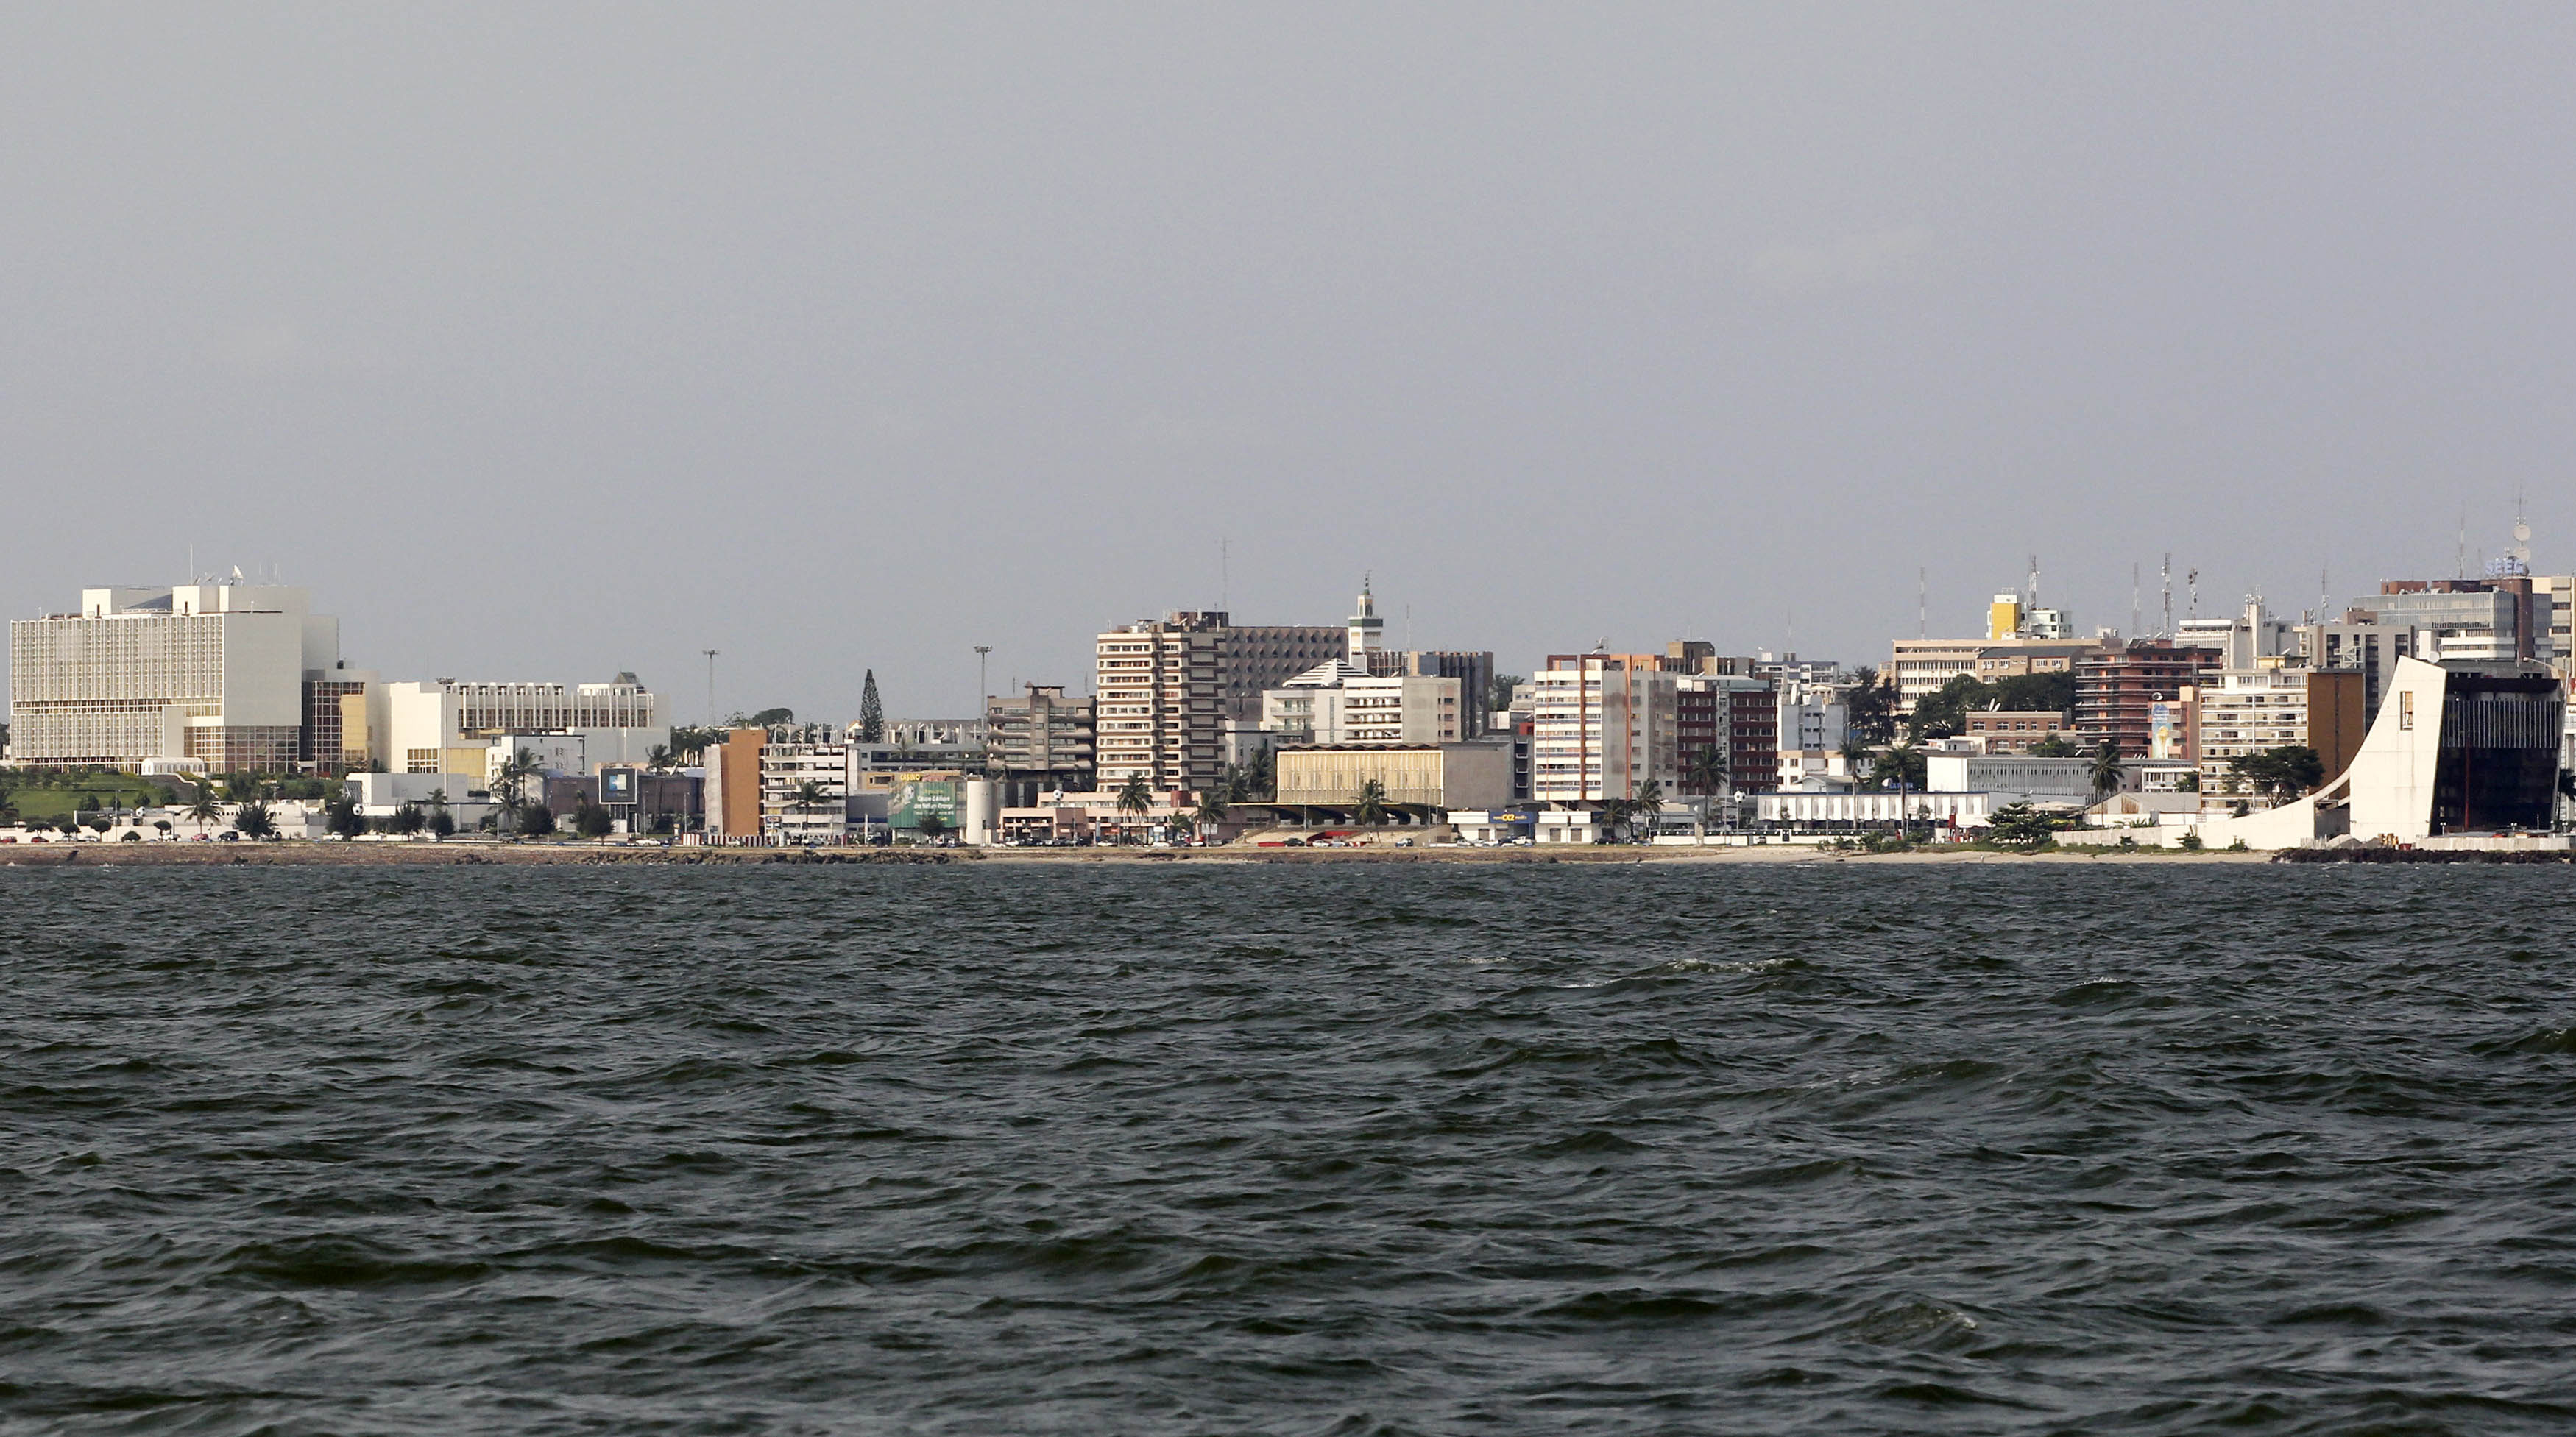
[2160,554,2173,637]
[2131,563,2140,637]
[2187,568,2200,622]
[1917,567,1927,639]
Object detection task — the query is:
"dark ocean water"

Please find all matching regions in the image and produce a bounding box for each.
[7,862,2576,1435]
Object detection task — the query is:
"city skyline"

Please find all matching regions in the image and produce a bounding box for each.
[11,10,2576,721]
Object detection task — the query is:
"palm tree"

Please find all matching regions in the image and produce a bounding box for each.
[233,800,277,840]
[2089,737,2125,803]
[646,744,674,774]
[186,794,222,837]
[1353,778,1389,827]
[1596,798,1636,842]
[494,748,543,832]
[1195,787,1229,829]
[1632,778,1665,843]
[1115,773,1155,844]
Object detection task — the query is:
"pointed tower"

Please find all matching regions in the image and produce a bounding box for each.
[1347,575,1384,664]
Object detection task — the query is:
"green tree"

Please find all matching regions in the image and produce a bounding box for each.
[1987,802,2059,850]
[2090,737,2126,803]
[494,748,544,831]
[857,670,885,742]
[1354,778,1389,826]
[1842,667,1898,745]
[1485,672,1524,717]
[1114,773,1155,842]
[1871,745,1927,792]
[2227,745,2324,803]
[428,808,457,839]
[233,801,277,840]
[517,803,556,837]
[576,799,613,838]
[323,797,366,840]
[749,707,796,727]
[915,811,949,843]
[1195,786,1230,828]
[2029,734,2077,757]
[186,795,222,835]
[1684,744,1729,799]
[1632,778,1665,842]
[645,744,674,773]
[389,803,426,836]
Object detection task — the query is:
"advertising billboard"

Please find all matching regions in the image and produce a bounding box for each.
[889,780,961,830]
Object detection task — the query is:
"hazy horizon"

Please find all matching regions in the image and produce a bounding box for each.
[10,6,2576,726]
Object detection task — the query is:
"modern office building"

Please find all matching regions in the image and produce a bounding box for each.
[2346,578,2540,665]
[8,582,346,771]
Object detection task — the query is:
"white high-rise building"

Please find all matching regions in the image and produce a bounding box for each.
[8,582,342,771]
[1529,654,1679,803]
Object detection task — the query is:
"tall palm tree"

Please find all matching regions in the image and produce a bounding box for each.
[646,744,674,774]
[186,794,222,837]
[494,748,543,832]
[1632,778,1665,842]
[1115,773,1156,844]
[1353,778,1389,827]
[1195,787,1229,829]
[2089,737,2125,803]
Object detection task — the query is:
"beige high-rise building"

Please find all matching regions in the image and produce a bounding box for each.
[1094,611,1341,792]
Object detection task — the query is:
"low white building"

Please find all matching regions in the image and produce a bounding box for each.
[1756,790,1996,829]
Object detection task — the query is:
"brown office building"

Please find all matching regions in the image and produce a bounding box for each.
[2076,640,2222,756]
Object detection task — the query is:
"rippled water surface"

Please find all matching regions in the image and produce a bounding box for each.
[9,862,2576,1433]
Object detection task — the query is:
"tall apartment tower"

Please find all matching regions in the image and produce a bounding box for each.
[9,582,344,771]
[1094,611,1342,792]
[1529,654,1680,803]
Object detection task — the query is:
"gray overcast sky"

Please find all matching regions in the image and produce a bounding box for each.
[8,4,2575,723]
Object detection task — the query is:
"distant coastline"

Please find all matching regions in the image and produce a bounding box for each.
[0,841,2271,868]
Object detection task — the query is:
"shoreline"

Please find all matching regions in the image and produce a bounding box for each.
[0,840,2276,867]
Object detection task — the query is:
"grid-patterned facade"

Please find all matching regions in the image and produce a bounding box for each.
[448,681,659,734]
[9,612,226,767]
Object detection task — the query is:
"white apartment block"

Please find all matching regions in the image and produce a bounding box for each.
[760,742,852,841]
[1530,656,1678,803]
[2195,667,2313,802]
[1261,661,1463,746]
[8,583,341,770]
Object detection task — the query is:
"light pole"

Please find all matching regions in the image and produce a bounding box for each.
[974,645,993,776]
[703,650,718,727]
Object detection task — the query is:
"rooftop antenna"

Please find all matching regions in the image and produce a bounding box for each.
[2027,554,2040,611]
[2457,504,2467,579]
[2319,566,2330,625]
[2513,493,2533,571]
[186,542,194,583]
[2131,563,2140,637]
[1220,536,1229,613]
[1917,567,1927,639]
[2160,554,2173,637]
[2187,567,2199,621]
[703,650,719,726]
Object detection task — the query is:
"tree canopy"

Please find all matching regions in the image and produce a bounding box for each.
[2228,745,2324,801]
[1906,672,2077,741]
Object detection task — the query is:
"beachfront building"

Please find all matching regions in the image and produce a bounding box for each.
[1529,654,1680,804]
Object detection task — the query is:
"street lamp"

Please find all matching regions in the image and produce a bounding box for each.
[703,650,719,727]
